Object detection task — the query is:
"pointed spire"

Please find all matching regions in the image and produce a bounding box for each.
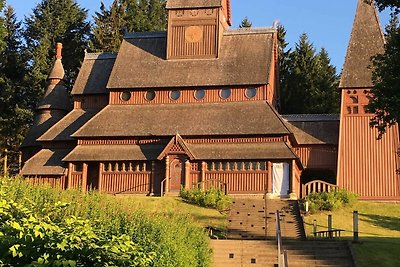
[339,0,385,89]
[48,42,66,80]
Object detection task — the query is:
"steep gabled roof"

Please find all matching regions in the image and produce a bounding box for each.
[73,101,290,138]
[340,0,385,89]
[72,53,116,95]
[21,149,70,175]
[107,28,275,89]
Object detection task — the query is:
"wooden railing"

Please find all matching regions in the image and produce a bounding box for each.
[276,210,289,267]
[160,178,167,196]
[302,180,339,198]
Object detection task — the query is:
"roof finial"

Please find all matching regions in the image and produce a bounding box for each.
[56,43,63,60]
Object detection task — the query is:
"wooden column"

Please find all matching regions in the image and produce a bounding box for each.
[150,161,156,195]
[201,161,207,190]
[67,163,72,189]
[98,163,104,193]
[267,161,272,193]
[290,159,297,199]
[165,156,170,193]
[82,163,88,192]
[185,160,191,190]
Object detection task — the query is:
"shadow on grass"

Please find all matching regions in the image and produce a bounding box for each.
[352,237,400,267]
[359,213,400,232]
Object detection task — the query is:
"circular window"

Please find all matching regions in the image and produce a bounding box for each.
[194,89,206,100]
[145,90,156,101]
[220,88,231,100]
[170,90,181,101]
[245,87,257,99]
[120,91,131,102]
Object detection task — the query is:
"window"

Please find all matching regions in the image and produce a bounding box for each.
[245,87,257,99]
[73,163,82,172]
[194,89,206,100]
[145,90,156,101]
[220,88,231,100]
[170,90,181,100]
[120,91,131,102]
[350,96,358,104]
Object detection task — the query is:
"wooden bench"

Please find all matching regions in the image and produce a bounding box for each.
[314,229,344,239]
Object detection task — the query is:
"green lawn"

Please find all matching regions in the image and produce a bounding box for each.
[303,201,400,267]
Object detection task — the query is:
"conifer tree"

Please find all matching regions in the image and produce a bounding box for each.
[239,17,252,28]
[0,5,32,174]
[24,0,91,104]
[277,24,291,111]
[91,0,167,52]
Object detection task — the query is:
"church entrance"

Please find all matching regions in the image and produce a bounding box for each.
[87,163,100,191]
[169,158,185,192]
[272,162,290,196]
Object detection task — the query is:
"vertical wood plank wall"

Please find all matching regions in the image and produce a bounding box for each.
[100,172,151,194]
[338,90,400,199]
[204,171,267,194]
[26,176,66,189]
[293,146,338,172]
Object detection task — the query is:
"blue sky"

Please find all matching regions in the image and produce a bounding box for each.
[6,0,391,71]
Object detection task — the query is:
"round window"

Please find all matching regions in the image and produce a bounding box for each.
[194,89,206,100]
[245,87,257,99]
[170,90,181,101]
[120,91,131,102]
[220,88,231,100]
[145,90,156,101]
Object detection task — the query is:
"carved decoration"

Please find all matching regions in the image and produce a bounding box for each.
[185,26,203,43]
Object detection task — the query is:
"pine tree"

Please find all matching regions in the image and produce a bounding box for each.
[0,5,32,174]
[24,0,91,104]
[239,16,252,28]
[91,0,167,52]
[280,33,339,114]
[276,24,291,112]
[368,12,400,136]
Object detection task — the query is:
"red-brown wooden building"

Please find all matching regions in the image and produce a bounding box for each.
[21,0,400,200]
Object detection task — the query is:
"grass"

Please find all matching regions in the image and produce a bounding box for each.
[303,201,400,267]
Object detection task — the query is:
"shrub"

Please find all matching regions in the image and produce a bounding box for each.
[0,177,212,267]
[305,189,358,213]
[180,187,232,211]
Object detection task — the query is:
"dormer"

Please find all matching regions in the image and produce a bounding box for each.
[166,0,232,59]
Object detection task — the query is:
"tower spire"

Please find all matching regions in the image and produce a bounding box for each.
[339,0,384,89]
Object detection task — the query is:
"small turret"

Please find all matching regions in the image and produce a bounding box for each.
[21,43,72,163]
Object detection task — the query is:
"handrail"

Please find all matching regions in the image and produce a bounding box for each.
[196,179,228,195]
[160,178,167,196]
[276,210,289,267]
[302,180,339,198]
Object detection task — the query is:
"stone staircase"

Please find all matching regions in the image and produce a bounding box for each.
[211,196,355,267]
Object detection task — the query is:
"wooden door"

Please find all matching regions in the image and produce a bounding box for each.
[272,162,290,196]
[170,158,184,191]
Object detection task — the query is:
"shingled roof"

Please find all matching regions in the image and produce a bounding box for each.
[283,114,340,145]
[73,101,290,138]
[340,0,384,89]
[107,28,274,89]
[166,0,222,9]
[38,109,98,142]
[21,149,70,175]
[187,142,297,160]
[64,144,164,161]
[72,53,116,95]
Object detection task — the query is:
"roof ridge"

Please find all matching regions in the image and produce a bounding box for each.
[84,52,117,60]
[124,31,166,39]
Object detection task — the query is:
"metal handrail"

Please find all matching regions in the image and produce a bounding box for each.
[160,178,167,196]
[276,210,289,267]
[196,179,228,195]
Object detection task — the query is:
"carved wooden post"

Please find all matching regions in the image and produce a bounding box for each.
[290,159,297,199]
[98,163,104,193]
[185,160,191,190]
[67,163,72,189]
[82,163,88,192]
[150,161,156,195]
[201,161,207,190]
[267,161,272,193]
[165,156,170,193]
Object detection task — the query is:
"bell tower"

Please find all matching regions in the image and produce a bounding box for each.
[166,0,231,59]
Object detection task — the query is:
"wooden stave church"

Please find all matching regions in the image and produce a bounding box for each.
[20,0,400,200]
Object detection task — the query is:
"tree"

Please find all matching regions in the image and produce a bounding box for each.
[91,0,167,52]
[279,33,340,114]
[276,24,291,111]
[24,0,91,104]
[372,0,400,12]
[367,11,400,136]
[239,16,252,28]
[0,5,32,174]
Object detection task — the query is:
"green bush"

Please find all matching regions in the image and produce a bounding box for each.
[305,189,358,213]
[180,187,232,211]
[0,177,212,267]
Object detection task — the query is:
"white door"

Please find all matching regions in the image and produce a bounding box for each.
[272,162,290,196]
